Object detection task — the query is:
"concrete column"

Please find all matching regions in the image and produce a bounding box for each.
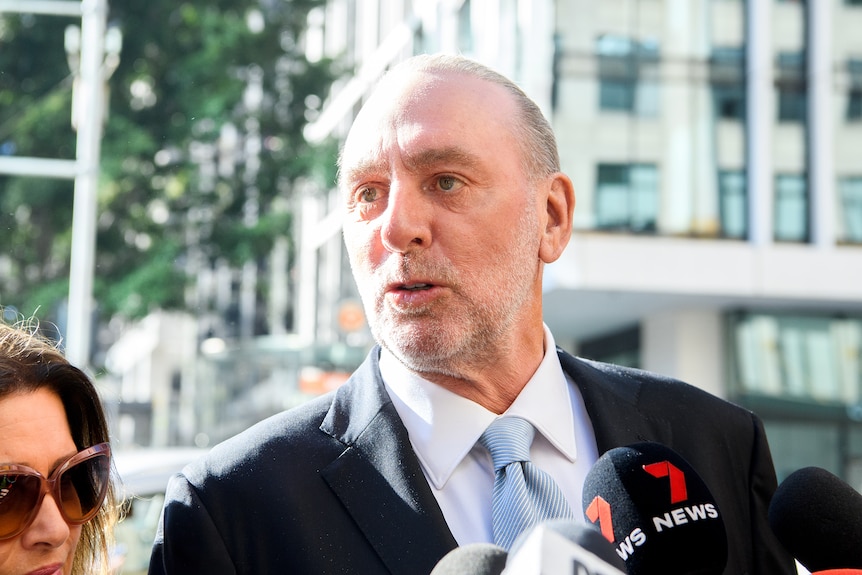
[641,310,726,399]
[808,0,834,248]
[67,0,108,368]
[746,0,774,247]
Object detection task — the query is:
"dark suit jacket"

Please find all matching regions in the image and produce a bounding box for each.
[149,347,795,574]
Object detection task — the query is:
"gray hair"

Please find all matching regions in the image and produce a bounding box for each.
[358,53,561,182]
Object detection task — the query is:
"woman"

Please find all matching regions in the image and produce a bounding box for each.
[0,319,118,574]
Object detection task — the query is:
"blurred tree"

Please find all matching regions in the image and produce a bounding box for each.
[0,1,338,351]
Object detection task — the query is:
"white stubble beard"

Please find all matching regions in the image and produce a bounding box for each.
[351,201,541,379]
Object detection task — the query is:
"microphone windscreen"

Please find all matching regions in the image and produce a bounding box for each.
[582,442,728,575]
[430,543,508,575]
[768,466,862,571]
[503,520,626,575]
[507,518,627,571]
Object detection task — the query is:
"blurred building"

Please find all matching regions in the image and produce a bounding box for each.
[299,0,862,488]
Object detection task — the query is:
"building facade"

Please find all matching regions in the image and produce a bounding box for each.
[300,0,862,488]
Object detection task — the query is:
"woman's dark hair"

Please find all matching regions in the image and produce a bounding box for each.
[0,318,118,574]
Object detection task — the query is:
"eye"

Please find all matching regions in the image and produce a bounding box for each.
[435,175,463,192]
[356,186,379,203]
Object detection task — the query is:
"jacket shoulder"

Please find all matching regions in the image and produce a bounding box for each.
[559,349,748,416]
[182,392,340,485]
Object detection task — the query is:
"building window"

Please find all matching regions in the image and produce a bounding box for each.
[718,170,747,238]
[848,59,862,121]
[730,313,862,404]
[730,312,862,487]
[711,47,746,120]
[776,52,807,123]
[595,163,659,232]
[596,35,660,116]
[838,177,862,244]
[774,174,809,242]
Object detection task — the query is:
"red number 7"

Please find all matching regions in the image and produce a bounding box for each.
[643,461,688,504]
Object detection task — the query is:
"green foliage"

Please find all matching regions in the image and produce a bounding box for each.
[0,0,337,335]
[98,240,186,318]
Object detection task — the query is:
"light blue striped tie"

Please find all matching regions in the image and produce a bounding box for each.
[479,417,574,550]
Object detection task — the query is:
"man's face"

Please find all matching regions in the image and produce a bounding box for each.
[340,69,544,377]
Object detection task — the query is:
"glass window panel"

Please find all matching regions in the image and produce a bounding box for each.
[731,313,862,404]
[630,165,659,230]
[775,174,809,242]
[805,329,841,401]
[734,315,783,395]
[596,182,630,227]
[833,320,861,404]
[635,41,660,117]
[779,329,808,397]
[838,177,862,243]
[847,60,862,122]
[600,81,636,111]
[711,47,746,121]
[596,164,658,232]
[596,34,660,116]
[764,422,842,483]
[849,91,862,120]
[596,164,630,228]
[776,52,807,123]
[719,171,747,238]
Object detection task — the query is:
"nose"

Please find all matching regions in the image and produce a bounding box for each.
[19,493,72,549]
[379,180,432,254]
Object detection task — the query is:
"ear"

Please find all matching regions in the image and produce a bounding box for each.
[538,172,575,264]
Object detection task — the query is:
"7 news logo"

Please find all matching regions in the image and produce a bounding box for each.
[584,460,719,561]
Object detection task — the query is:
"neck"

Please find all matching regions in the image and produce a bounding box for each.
[408,327,547,414]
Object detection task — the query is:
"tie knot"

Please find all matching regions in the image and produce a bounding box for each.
[479,417,535,470]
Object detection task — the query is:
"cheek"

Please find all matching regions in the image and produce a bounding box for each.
[63,526,83,569]
[345,226,382,271]
[0,540,14,570]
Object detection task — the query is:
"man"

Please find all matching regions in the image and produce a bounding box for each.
[150,54,795,574]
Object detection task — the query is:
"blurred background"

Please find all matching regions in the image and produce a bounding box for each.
[1,0,861,571]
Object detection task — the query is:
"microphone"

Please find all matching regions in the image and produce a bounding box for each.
[502,519,626,574]
[767,466,862,573]
[430,543,508,575]
[581,442,728,574]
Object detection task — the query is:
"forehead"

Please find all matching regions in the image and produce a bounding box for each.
[339,69,521,181]
[0,389,74,469]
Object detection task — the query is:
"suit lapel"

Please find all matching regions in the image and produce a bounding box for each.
[317,347,673,572]
[557,350,674,454]
[319,348,457,574]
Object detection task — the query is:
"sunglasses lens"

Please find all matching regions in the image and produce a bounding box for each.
[0,473,42,538]
[58,453,110,523]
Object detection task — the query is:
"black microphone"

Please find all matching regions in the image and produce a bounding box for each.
[581,442,728,574]
[503,519,626,574]
[430,543,508,575]
[768,466,862,573]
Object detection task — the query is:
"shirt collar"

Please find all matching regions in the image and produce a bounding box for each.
[381,324,577,490]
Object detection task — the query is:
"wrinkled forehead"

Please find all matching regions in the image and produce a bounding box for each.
[338,69,517,186]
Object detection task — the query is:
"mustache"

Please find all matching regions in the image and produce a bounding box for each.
[374,254,458,290]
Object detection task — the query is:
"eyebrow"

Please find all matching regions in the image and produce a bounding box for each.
[340,146,484,187]
[0,451,76,475]
[401,146,483,174]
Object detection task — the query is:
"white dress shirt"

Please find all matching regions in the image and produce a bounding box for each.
[381,324,599,545]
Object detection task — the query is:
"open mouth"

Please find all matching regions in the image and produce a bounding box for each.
[400,283,432,291]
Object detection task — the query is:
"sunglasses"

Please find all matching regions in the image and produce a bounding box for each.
[0,442,111,540]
